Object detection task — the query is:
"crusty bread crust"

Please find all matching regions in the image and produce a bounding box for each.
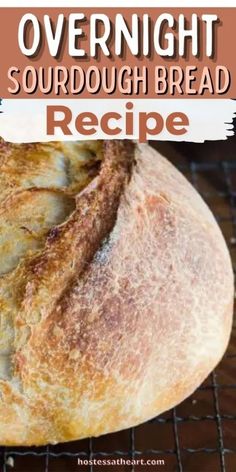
[0,142,233,445]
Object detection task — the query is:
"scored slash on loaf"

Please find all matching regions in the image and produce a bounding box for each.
[0,140,233,445]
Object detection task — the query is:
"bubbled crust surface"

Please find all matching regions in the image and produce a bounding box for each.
[0,142,234,446]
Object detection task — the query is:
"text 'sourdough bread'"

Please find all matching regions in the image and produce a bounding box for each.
[0,140,233,445]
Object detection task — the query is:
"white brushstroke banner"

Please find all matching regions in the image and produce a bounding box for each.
[0,99,235,143]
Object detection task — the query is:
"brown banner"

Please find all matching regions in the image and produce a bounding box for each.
[0,8,235,98]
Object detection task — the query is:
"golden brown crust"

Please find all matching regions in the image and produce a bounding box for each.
[0,141,233,446]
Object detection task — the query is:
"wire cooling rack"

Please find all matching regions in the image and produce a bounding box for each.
[0,150,235,472]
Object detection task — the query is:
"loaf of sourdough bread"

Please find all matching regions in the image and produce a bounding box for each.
[0,140,233,445]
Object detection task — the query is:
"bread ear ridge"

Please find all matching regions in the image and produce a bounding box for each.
[17,141,135,328]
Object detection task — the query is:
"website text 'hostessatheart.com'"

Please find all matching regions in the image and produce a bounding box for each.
[77,457,166,467]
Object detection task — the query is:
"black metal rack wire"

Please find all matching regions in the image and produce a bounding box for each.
[0,157,235,472]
